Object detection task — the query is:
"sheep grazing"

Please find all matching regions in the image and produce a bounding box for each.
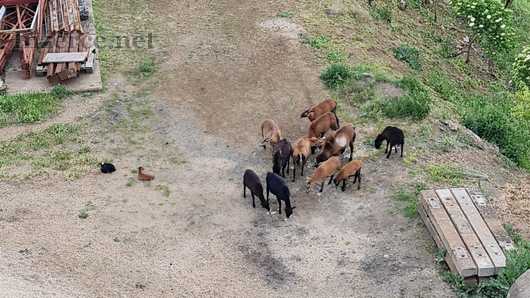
[291,136,321,182]
[266,172,295,218]
[272,139,293,178]
[374,126,404,158]
[243,169,270,211]
[333,160,363,191]
[306,156,342,193]
[316,123,356,165]
[301,99,337,121]
[260,119,282,149]
[307,112,340,139]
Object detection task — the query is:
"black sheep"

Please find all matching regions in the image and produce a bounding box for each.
[272,139,292,178]
[266,172,295,218]
[100,163,116,174]
[243,169,270,211]
[374,126,404,158]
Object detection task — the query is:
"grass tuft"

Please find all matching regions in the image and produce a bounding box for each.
[320,63,352,89]
[393,45,422,71]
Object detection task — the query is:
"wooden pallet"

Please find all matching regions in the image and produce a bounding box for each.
[419,188,513,280]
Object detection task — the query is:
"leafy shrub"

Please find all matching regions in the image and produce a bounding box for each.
[462,95,530,169]
[326,49,347,63]
[425,70,464,103]
[137,57,156,77]
[51,85,72,99]
[451,0,515,55]
[513,46,530,88]
[512,87,530,121]
[393,45,422,70]
[370,6,392,23]
[320,64,352,89]
[382,76,431,120]
[303,35,330,49]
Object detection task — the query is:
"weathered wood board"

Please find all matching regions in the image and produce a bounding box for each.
[420,188,510,279]
[452,188,506,274]
[421,190,477,277]
[42,52,88,64]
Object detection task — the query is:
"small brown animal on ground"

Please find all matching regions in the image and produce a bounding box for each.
[138,167,155,181]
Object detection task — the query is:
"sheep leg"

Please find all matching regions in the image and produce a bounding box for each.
[395,145,398,153]
[251,192,256,208]
[328,174,334,185]
[278,198,282,214]
[357,169,361,190]
[385,141,389,153]
[266,186,270,202]
[320,181,325,193]
[292,165,296,182]
[349,141,353,161]
[301,156,306,176]
[386,144,392,159]
[243,184,246,198]
[342,180,346,192]
[401,142,404,157]
[286,155,290,175]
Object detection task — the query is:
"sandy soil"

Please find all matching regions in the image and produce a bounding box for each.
[0,1,454,297]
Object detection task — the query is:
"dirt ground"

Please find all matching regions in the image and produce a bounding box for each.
[0,1,456,297]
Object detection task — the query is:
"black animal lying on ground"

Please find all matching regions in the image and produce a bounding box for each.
[243,169,270,211]
[266,172,294,218]
[374,126,404,158]
[100,163,116,174]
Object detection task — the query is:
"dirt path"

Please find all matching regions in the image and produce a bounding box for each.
[0,1,454,297]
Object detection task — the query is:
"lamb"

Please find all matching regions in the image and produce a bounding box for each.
[306,156,342,193]
[138,167,155,181]
[333,160,363,191]
[243,169,270,211]
[266,172,295,218]
[260,119,282,149]
[374,126,404,158]
[291,136,321,182]
[272,139,293,178]
[316,123,356,165]
[307,112,340,139]
[100,162,116,174]
[301,99,337,121]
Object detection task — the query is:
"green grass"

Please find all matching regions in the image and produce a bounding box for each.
[0,123,96,180]
[136,57,156,78]
[320,63,352,89]
[277,11,294,18]
[381,76,431,120]
[393,45,422,71]
[392,183,425,218]
[370,5,392,23]
[303,35,331,50]
[0,85,71,127]
[426,164,465,185]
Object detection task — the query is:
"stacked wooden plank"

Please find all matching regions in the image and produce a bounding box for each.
[419,188,513,281]
[42,0,86,83]
[0,0,44,77]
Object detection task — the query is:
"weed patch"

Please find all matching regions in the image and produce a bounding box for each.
[392,183,425,218]
[393,45,422,71]
[320,64,352,89]
[426,164,465,185]
[381,76,431,120]
[0,86,71,127]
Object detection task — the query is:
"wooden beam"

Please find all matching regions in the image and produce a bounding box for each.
[436,189,495,277]
[421,190,477,277]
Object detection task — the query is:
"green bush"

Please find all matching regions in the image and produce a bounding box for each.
[393,45,422,70]
[370,6,392,23]
[425,71,464,103]
[382,76,431,120]
[462,95,530,169]
[513,46,530,88]
[320,64,352,89]
[303,35,330,49]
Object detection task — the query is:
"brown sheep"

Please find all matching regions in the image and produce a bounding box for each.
[306,156,342,193]
[301,99,337,121]
[316,123,356,165]
[307,112,340,139]
[291,136,321,182]
[260,119,282,149]
[333,160,363,191]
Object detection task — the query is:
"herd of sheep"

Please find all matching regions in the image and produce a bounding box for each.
[243,99,405,219]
